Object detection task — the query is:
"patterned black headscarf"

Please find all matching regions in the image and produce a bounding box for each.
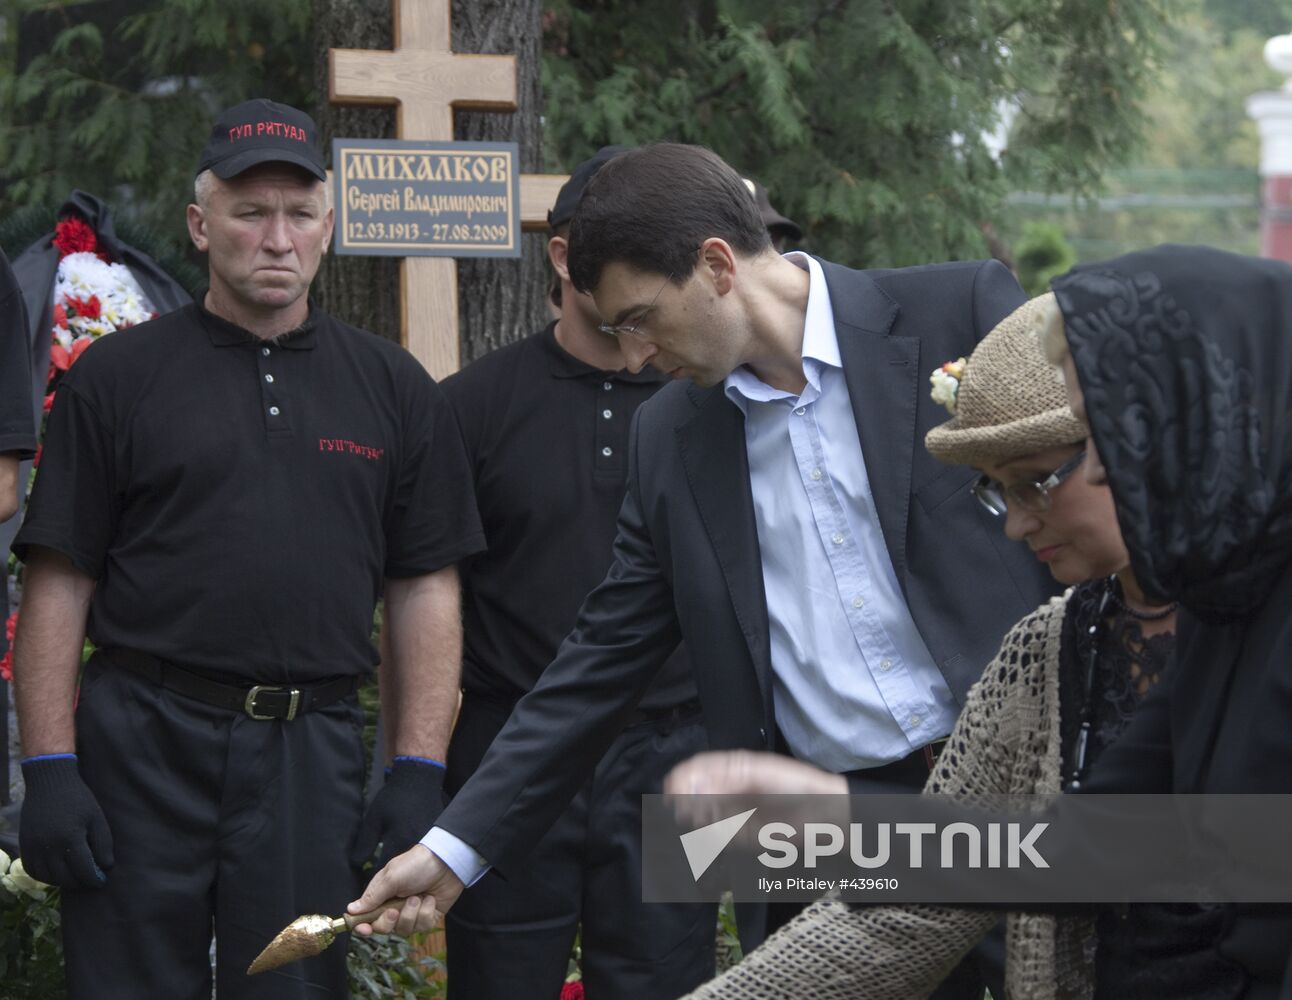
[1052,245,1292,622]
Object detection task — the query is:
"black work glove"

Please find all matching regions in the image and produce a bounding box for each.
[19,755,114,890]
[350,756,446,868]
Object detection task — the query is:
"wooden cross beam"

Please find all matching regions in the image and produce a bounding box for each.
[330,0,567,378]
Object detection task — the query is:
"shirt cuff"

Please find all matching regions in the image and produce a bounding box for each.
[421,827,490,887]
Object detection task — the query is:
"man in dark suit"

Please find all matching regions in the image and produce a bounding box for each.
[350,144,1055,986]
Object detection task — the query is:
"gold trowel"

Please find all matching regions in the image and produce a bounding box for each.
[247,898,408,974]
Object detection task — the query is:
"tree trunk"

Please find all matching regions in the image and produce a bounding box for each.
[311,0,402,344]
[452,0,547,362]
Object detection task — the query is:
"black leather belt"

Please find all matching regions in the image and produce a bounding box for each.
[101,648,359,721]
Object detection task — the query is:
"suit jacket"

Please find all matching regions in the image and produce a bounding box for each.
[437,257,1057,876]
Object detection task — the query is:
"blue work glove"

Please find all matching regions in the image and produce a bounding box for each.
[19,754,114,890]
[350,755,446,868]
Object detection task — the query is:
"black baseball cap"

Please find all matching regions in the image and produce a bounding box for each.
[547,145,629,230]
[744,178,803,243]
[196,98,327,182]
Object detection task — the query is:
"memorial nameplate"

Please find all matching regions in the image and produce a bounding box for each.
[333,138,520,257]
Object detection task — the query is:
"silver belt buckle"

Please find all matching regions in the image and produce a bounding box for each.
[244,684,301,721]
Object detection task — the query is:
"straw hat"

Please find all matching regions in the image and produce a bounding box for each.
[923,292,1084,468]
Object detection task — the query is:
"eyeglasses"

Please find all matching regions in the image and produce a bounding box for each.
[971,450,1086,516]
[597,271,674,339]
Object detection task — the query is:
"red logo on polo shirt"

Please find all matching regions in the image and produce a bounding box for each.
[319,438,384,461]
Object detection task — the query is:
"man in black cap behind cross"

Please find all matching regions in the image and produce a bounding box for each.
[435,146,716,999]
[11,98,483,998]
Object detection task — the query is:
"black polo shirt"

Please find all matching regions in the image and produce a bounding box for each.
[13,301,484,683]
[441,323,695,711]
[0,248,36,459]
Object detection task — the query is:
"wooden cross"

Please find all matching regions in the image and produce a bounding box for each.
[330,0,567,378]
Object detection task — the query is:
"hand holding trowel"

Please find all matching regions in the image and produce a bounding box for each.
[247,897,411,974]
[248,844,462,975]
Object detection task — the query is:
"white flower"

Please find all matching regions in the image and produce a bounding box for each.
[929,357,967,415]
[50,249,156,351]
[4,857,49,901]
[0,848,10,875]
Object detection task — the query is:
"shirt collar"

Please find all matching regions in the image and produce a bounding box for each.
[539,322,665,384]
[724,252,841,412]
[196,294,320,350]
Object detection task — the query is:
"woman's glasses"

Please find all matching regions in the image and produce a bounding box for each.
[972,450,1087,516]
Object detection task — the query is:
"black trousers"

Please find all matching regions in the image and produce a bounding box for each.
[62,656,366,999]
[444,693,717,1000]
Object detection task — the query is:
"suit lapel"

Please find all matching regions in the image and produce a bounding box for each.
[820,260,920,589]
[675,385,774,716]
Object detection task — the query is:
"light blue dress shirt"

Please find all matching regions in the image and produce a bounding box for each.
[723,253,957,771]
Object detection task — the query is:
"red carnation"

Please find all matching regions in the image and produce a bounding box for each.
[560,983,584,1000]
[53,217,98,258]
[53,304,68,329]
[32,444,42,468]
[50,343,70,373]
[43,392,55,413]
[69,336,94,367]
[65,294,101,320]
[4,611,15,645]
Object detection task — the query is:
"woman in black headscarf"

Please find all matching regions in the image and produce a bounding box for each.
[1048,243,1292,998]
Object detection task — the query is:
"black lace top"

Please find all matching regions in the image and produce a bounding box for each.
[1058,579,1245,1000]
[1058,579,1173,769]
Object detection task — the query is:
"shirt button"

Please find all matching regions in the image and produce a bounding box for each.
[909,714,922,728]
[794,406,806,416]
[261,347,270,356]
[265,374,275,383]
[852,595,865,609]
[602,409,613,419]
[879,658,892,672]
[810,468,823,481]
[603,381,613,391]
[269,406,280,416]
[831,531,844,545]
[601,446,613,457]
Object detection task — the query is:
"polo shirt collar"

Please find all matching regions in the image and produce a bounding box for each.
[539,322,664,384]
[196,294,320,350]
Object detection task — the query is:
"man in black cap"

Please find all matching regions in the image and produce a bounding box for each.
[11,98,483,998]
[435,146,715,999]
[744,178,803,252]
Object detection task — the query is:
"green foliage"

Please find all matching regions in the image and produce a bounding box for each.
[0,880,65,1000]
[0,0,314,265]
[347,930,447,999]
[715,891,742,972]
[1136,6,1277,174]
[1014,220,1076,295]
[1009,0,1277,262]
[1204,0,1292,38]
[543,0,1170,269]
